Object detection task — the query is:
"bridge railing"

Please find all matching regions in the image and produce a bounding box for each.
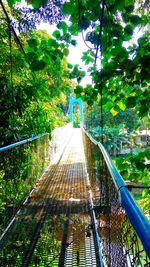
[0,134,49,236]
[82,129,150,267]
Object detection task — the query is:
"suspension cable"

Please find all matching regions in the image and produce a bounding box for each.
[8,19,14,102]
[94,0,106,66]
[95,0,106,144]
[8,16,16,141]
[0,0,30,66]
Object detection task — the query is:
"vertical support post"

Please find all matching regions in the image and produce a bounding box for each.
[69,97,73,123]
[79,99,83,125]
[69,96,83,126]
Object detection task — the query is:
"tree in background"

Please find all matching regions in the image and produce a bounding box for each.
[1,0,149,142]
[0,4,72,145]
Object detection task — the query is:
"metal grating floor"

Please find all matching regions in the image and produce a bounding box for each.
[0,129,99,266]
[65,214,97,267]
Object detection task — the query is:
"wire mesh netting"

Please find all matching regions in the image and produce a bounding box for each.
[0,135,49,236]
[0,126,149,266]
[0,129,99,267]
[82,130,150,267]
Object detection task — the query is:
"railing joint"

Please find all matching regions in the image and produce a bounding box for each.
[118,185,125,191]
[125,185,150,191]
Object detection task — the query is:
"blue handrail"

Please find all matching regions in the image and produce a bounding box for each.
[83,128,150,258]
[0,133,48,152]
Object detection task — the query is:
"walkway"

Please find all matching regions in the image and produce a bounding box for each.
[0,129,99,267]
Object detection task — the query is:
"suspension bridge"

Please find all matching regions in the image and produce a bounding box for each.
[0,122,150,267]
[0,1,150,266]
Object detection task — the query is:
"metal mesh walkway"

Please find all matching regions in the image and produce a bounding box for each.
[0,129,98,266]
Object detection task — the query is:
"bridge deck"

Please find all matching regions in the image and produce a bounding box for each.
[0,129,99,267]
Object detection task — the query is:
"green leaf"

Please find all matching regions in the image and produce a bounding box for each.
[63,48,69,57]
[7,0,19,7]
[79,16,90,30]
[130,15,142,26]
[124,4,134,13]
[139,104,149,117]
[138,36,149,46]
[124,24,134,36]
[87,99,93,106]
[111,29,121,38]
[50,54,57,62]
[74,85,83,94]
[111,46,127,57]
[52,30,61,39]
[28,39,38,48]
[110,107,118,116]
[117,101,126,111]
[63,33,71,42]
[126,96,136,108]
[30,60,46,71]
[55,49,63,59]
[82,54,94,65]
[63,2,75,14]
[104,101,114,111]
[68,63,73,69]
[71,40,77,46]
[57,21,68,34]
[48,39,59,48]
[115,0,125,11]
[26,52,37,61]
[102,97,108,105]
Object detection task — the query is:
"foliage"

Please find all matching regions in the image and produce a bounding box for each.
[0,135,48,234]
[114,149,150,213]
[0,6,72,145]
[6,0,149,120]
[84,101,140,150]
[85,98,150,211]
[85,101,140,130]
[7,0,63,32]
[115,149,150,183]
[61,0,150,120]
[5,0,150,118]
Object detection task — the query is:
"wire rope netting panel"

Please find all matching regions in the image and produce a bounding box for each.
[0,128,100,267]
[82,130,150,267]
[0,135,49,236]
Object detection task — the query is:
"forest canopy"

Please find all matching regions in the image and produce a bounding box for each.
[0,2,73,145]
[0,0,149,144]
